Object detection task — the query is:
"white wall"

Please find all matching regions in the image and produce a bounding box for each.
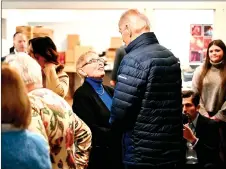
[2,9,126,55]
[2,9,28,56]
[2,1,226,63]
[153,9,214,65]
[26,9,125,53]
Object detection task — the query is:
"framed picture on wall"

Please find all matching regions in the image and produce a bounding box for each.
[191,25,202,36]
[189,24,213,63]
[189,50,202,62]
[204,25,213,37]
[190,36,204,51]
[204,38,212,48]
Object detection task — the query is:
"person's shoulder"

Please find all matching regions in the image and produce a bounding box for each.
[29,88,70,109]
[1,56,7,62]
[74,82,91,96]
[118,46,126,53]
[57,69,69,78]
[193,64,204,75]
[26,130,48,144]
[25,131,52,168]
[200,115,219,127]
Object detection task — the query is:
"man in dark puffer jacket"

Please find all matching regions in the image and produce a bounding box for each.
[109,9,184,169]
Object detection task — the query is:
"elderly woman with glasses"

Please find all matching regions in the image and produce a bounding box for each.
[72,51,124,169]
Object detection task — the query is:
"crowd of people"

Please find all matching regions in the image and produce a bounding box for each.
[1,9,226,169]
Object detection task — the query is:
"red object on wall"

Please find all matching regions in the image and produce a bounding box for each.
[189,24,213,63]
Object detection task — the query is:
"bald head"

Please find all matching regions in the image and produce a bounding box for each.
[118,9,150,46]
[119,9,150,33]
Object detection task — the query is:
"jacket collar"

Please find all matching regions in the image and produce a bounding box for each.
[2,124,23,132]
[125,32,159,53]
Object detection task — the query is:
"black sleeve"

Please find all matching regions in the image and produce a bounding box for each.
[111,47,126,81]
[194,120,220,162]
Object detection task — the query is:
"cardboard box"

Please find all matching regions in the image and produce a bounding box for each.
[74,46,93,64]
[33,26,53,34]
[16,26,32,33]
[33,33,53,39]
[65,45,93,69]
[106,49,116,63]
[16,26,33,40]
[110,37,123,49]
[33,26,53,39]
[65,49,75,64]
[67,34,80,49]
[16,26,53,40]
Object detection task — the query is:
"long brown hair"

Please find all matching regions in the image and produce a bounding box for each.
[1,64,31,128]
[28,36,64,73]
[197,39,226,96]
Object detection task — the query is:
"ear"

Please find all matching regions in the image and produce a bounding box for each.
[78,68,87,77]
[126,25,132,38]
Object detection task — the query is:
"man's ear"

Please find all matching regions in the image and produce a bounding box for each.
[126,25,132,38]
[78,68,87,77]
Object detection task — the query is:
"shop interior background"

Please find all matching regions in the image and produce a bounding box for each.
[1,1,226,91]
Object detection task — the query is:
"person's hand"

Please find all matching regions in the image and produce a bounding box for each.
[183,124,197,143]
[210,116,220,122]
[42,63,56,76]
[110,80,116,86]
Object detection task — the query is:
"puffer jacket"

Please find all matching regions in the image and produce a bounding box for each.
[110,32,183,168]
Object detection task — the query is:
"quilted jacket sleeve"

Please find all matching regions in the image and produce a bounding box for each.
[109,57,148,129]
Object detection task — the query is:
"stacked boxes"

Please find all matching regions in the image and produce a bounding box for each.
[106,37,123,63]
[33,26,53,39]
[64,34,92,72]
[16,26,54,40]
[64,34,93,100]
[16,26,33,40]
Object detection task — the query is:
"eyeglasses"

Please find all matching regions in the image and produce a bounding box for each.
[82,58,105,67]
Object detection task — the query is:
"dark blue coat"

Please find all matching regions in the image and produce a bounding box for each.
[110,32,183,167]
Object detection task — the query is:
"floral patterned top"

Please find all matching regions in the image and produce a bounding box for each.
[28,88,92,169]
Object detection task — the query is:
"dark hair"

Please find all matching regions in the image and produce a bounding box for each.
[29,36,64,72]
[182,90,200,107]
[13,32,23,38]
[197,39,226,96]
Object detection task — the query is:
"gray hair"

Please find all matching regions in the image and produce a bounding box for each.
[4,52,42,86]
[119,9,150,33]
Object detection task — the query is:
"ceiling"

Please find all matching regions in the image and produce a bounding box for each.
[2,1,226,10]
[2,1,144,9]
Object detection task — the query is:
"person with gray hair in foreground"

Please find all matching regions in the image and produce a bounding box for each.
[109,9,183,169]
[4,52,92,169]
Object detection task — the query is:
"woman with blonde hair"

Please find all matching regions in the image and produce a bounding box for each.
[72,51,124,169]
[1,64,52,169]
